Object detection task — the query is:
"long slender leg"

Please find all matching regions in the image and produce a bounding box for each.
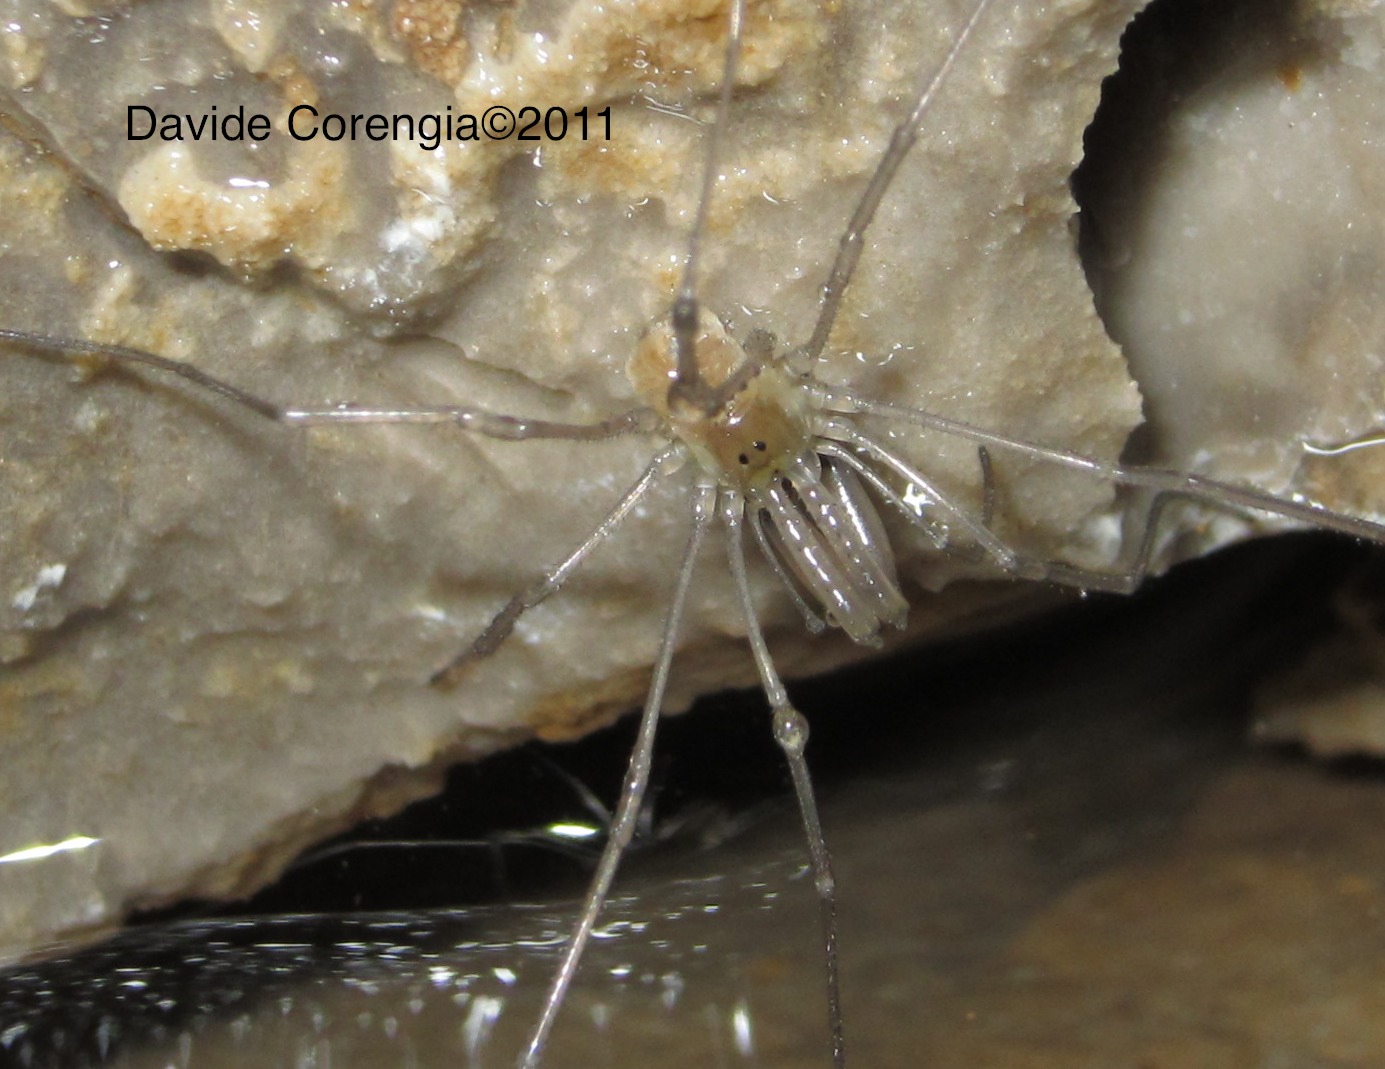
[282,404,654,441]
[822,392,1385,592]
[818,434,1225,595]
[519,482,717,1069]
[1,328,657,442]
[1304,432,1385,457]
[929,446,995,566]
[1,328,285,421]
[668,0,747,417]
[817,418,1021,569]
[820,387,1385,544]
[817,441,950,551]
[969,483,1187,594]
[796,0,998,368]
[722,491,846,1069]
[432,445,681,686]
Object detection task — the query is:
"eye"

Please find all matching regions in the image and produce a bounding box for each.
[738,452,750,465]
[753,440,767,452]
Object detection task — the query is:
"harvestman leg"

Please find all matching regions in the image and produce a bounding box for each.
[519,483,718,1069]
[669,0,1004,413]
[0,326,678,669]
[1305,432,1385,457]
[0,330,692,682]
[792,0,1000,371]
[667,0,747,418]
[824,388,1385,583]
[818,434,1155,593]
[0,327,734,1066]
[430,444,679,686]
[0,328,655,443]
[285,746,623,897]
[977,444,996,528]
[724,491,847,1069]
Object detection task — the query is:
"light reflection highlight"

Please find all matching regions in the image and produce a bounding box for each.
[546,822,600,840]
[0,835,100,865]
[731,997,754,1057]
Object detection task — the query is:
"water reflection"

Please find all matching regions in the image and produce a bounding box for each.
[3,852,818,1068]
[5,538,1385,1067]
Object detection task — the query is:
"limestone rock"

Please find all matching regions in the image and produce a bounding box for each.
[1078,0,1385,755]
[0,0,1380,961]
[1081,0,1385,508]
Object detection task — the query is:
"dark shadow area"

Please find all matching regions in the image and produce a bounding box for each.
[4,532,1377,1067]
[148,533,1368,920]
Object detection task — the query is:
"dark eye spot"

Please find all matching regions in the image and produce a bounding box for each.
[738,453,750,465]
[753,440,767,452]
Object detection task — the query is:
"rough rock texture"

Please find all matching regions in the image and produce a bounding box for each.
[0,0,1379,961]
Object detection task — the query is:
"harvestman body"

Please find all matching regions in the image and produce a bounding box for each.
[4,0,1385,1065]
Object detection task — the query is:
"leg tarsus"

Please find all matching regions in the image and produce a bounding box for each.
[1304,432,1385,457]
[992,485,1183,595]
[1,327,285,422]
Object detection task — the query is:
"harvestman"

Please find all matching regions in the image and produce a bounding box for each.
[4,0,1385,1065]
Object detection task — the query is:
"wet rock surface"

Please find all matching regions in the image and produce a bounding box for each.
[0,0,1142,955]
[0,0,1382,984]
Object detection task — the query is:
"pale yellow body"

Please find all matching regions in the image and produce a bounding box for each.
[628,310,813,492]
